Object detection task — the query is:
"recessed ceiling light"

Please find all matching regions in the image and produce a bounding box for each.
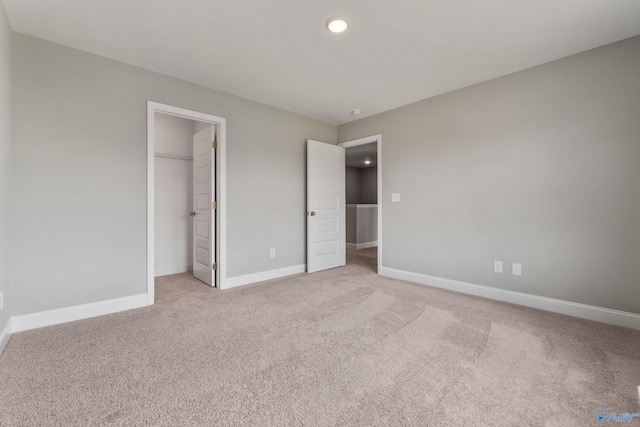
[364,160,371,165]
[326,17,348,33]
[351,109,361,116]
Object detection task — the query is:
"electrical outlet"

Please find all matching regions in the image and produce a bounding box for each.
[494,261,503,274]
[270,248,276,258]
[0,291,3,310]
[512,263,522,276]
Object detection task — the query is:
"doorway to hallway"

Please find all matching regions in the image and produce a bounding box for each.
[339,135,382,273]
[346,247,377,273]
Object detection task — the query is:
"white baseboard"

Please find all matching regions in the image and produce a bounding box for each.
[0,318,12,356]
[381,267,640,331]
[11,294,148,333]
[155,264,193,277]
[347,241,377,250]
[224,264,306,290]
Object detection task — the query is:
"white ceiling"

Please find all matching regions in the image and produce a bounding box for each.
[4,0,640,125]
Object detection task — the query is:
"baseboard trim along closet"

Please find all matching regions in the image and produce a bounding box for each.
[224,265,306,290]
[346,241,378,250]
[155,264,193,277]
[11,294,148,333]
[381,267,640,331]
[0,319,12,355]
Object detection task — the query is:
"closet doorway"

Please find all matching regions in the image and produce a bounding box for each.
[146,102,227,305]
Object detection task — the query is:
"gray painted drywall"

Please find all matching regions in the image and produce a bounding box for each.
[11,34,336,316]
[154,112,193,158]
[345,167,361,205]
[356,207,377,244]
[0,3,11,333]
[338,36,640,314]
[346,207,357,244]
[347,206,377,245]
[193,120,210,134]
[360,167,377,204]
[346,166,377,204]
[154,113,194,276]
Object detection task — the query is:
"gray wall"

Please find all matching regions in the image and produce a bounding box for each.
[193,120,211,134]
[345,167,361,204]
[356,207,377,245]
[0,3,12,334]
[154,113,195,276]
[154,112,194,158]
[347,205,378,246]
[11,34,336,316]
[338,36,640,314]
[346,166,377,204]
[360,167,377,204]
[346,207,356,244]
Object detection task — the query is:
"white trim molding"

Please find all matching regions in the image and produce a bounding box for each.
[147,101,227,298]
[225,265,306,290]
[381,267,640,330]
[0,318,12,355]
[155,265,193,277]
[11,294,148,333]
[347,241,378,250]
[346,204,377,209]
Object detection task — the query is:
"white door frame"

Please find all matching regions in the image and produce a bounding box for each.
[147,101,227,305]
[338,134,382,274]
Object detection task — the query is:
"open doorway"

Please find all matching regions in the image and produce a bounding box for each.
[146,102,227,305]
[153,113,212,281]
[338,135,382,274]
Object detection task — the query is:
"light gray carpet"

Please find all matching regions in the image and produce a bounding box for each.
[1,248,639,426]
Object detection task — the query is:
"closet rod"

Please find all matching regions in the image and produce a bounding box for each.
[154,152,193,161]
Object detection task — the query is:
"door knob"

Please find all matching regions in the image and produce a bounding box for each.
[189,211,196,216]
[308,211,316,216]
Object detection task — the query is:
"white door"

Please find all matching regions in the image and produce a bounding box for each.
[192,125,216,286]
[307,140,346,273]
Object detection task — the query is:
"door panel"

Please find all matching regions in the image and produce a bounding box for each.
[307,140,345,273]
[192,125,216,286]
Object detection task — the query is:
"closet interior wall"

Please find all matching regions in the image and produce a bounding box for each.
[154,113,202,277]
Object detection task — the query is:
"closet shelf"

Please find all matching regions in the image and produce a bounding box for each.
[154,152,193,161]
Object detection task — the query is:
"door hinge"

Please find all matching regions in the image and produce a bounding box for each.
[212,138,217,149]
[212,201,217,209]
[212,262,217,270]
